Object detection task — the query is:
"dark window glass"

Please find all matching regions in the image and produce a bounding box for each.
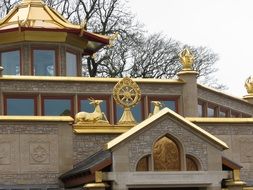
[80,99,108,119]
[43,98,71,116]
[6,98,35,115]
[1,50,20,75]
[116,103,142,123]
[66,52,77,76]
[33,50,55,76]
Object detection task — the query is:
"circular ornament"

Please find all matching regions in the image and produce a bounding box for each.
[113,77,141,108]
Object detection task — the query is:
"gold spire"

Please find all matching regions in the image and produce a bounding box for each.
[21,0,44,3]
[179,48,194,71]
[245,76,253,95]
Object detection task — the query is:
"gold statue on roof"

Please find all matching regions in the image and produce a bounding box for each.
[245,76,253,95]
[179,48,194,71]
[74,98,109,124]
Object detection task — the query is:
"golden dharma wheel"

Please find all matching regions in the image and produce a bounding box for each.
[113,77,141,108]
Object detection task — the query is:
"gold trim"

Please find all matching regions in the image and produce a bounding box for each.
[187,117,253,123]
[0,75,184,84]
[177,70,198,75]
[84,182,109,188]
[105,108,229,150]
[73,125,132,134]
[0,116,73,122]
[0,0,81,30]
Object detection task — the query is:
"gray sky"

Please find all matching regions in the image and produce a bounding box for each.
[129,0,253,97]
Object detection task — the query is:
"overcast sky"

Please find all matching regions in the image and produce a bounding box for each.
[129,0,253,97]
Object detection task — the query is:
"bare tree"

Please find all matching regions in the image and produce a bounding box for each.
[0,0,225,89]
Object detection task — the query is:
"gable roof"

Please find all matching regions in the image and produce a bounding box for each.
[198,84,251,106]
[59,150,111,180]
[105,107,228,150]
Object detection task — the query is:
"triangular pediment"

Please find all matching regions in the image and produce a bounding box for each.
[105,107,228,151]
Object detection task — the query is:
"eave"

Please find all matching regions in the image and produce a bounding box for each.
[0,28,109,54]
[0,116,73,122]
[105,108,229,151]
[0,75,184,84]
[187,117,253,124]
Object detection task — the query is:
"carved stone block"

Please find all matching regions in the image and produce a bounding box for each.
[0,135,19,173]
[0,142,11,165]
[29,143,50,164]
[20,134,58,172]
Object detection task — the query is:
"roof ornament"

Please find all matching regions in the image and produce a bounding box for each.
[245,76,253,95]
[79,19,87,37]
[113,77,141,126]
[179,48,194,71]
[108,32,119,47]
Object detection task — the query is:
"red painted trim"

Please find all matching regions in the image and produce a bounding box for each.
[0,27,109,44]
[0,48,22,75]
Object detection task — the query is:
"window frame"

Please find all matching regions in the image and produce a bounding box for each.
[31,48,58,76]
[4,94,37,115]
[66,50,79,76]
[41,95,74,116]
[0,48,22,75]
[147,96,179,114]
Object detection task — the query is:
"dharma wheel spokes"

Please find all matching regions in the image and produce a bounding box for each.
[113,77,141,125]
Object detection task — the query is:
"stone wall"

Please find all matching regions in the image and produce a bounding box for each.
[196,122,253,185]
[112,117,223,172]
[73,134,118,164]
[0,119,73,188]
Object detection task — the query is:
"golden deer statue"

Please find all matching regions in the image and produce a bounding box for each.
[148,101,163,117]
[75,98,108,124]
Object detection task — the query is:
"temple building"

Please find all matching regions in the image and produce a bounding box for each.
[0,0,253,190]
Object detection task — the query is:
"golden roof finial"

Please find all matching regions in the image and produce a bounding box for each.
[108,32,119,47]
[245,76,253,95]
[179,48,194,71]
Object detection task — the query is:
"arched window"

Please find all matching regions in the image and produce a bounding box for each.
[186,155,199,171]
[153,136,180,171]
[136,155,151,171]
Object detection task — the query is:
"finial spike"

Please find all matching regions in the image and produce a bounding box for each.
[179,48,194,71]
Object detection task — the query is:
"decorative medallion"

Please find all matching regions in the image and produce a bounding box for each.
[113,77,141,108]
[31,145,48,163]
[113,77,141,125]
